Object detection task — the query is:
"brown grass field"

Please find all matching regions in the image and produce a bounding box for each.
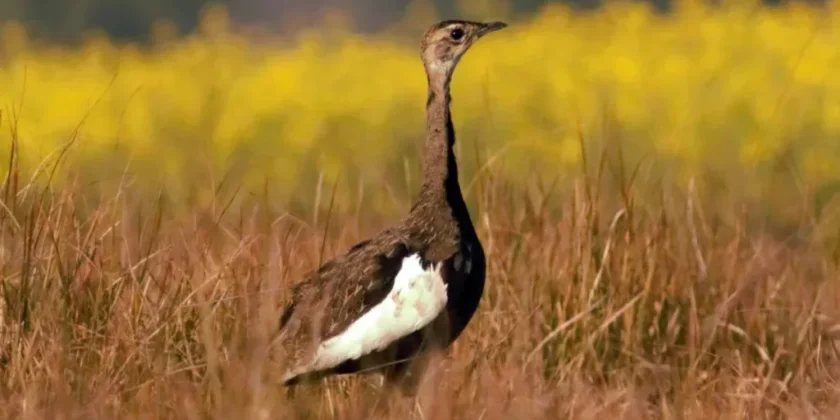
[1,114,840,419]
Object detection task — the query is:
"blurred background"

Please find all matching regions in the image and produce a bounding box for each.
[0,0,839,230]
[0,0,829,42]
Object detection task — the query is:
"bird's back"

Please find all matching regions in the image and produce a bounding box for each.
[277,201,483,385]
[277,226,412,375]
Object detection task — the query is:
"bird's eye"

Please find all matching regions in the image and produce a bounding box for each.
[450,28,465,41]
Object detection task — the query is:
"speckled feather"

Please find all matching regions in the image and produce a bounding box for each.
[276,198,482,384]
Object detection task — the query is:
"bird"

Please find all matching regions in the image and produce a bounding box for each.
[275,19,507,390]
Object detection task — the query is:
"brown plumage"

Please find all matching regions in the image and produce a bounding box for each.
[276,19,507,388]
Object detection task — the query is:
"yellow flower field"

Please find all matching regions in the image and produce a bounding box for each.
[1,1,839,203]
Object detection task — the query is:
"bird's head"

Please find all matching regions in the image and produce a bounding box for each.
[421,20,507,79]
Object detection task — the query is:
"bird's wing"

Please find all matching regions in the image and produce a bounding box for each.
[277,232,451,383]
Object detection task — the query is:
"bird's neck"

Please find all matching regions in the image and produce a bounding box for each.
[420,77,460,198]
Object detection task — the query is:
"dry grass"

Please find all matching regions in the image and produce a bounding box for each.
[1,116,840,420]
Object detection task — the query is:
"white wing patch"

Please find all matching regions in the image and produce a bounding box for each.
[283,254,447,382]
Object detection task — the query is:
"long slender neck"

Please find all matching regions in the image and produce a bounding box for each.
[421,72,459,196]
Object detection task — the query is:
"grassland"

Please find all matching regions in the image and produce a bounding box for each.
[1,1,840,418]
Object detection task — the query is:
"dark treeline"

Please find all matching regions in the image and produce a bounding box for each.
[0,0,826,42]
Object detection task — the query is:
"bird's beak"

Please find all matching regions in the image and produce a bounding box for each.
[476,21,508,38]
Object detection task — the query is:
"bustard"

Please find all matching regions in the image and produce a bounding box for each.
[276,19,507,388]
